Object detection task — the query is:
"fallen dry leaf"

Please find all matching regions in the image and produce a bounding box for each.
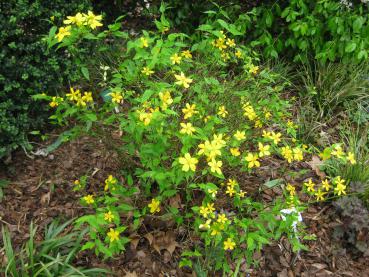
[124,271,138,277]
[307,155,326,179]
[146,231,179,256]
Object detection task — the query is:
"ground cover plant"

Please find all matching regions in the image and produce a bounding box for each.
[22,7,366,275]
[1,1,369,276]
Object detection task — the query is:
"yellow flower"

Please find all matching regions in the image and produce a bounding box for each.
[217,213,228,224]
[148,198,161,213]
[182,103,197,119]
[270,132,282,145]
[226,38,236,47]
[208,189,217,198]
[230,147,241,157]
[245,153,260,168]
[226,185,236,197]
[212,134,226,147]
[210,226,221,236]
[234,130,246,141]
[104,211,114,222]
[207,203,215,214]
[199,219,211,230]
[159,91,173,110]
[110,92,123,104]
[243,104,257,121]
[141,67,154,76]
[180,122,196,135]
[218,106,228,118]
[223,238,236,250]
[347,152,356,165]
[334,183,347,196]
[238,190,246,198]
[258,142,271,157]
[179,153,198,172]
[174,72,193,88]
[83,194,94,204]
[76,96,86,107]
[286,183,296,196]
[55,26,71,42]
[63,12,85,26]
[208,159,223,175]
[334,176,345,187]
[213,38,227,50]
[227,179,238,187]
[104,175,117,191]
[332,145,345,159]
[140,37,149,48]
[198,140,211,156]
[262,130,272,139]
[84,11,103,29]
[170,53,182,64]
[281,146,293,163]
[264,111,272,120]
[82,91,93,103]
[235,50,242,58]
[107,228,120,242]
[249,64,259,75]
[139,111,153,126]
[199,206,210,218]
[66,87,81,101]
[49,96,63,108]
[304,179,315,193]
[221,52,230,61]
[321,179,331,191]
[315,189,326,201]
[181,50,192,58]
[254,120,263,128]
[293,147,304,161]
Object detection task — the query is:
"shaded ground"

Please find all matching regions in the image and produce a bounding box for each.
[0,135,368,276]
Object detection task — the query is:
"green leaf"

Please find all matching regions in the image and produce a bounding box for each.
[263,178,283,188]
[81,241,95,251]
[345,42,357,53]
[118,203,134,212]
[81,67,90,80]
[353,17,364,33]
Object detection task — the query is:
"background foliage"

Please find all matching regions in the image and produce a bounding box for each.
[0,0,90,158]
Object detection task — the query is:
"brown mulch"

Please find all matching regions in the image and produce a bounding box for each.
[0,135,368,277]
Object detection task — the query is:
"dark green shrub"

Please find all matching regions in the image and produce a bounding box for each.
[199,0,369,63]
[0,0,91,158]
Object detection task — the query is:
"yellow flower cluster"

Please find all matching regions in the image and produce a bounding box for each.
[211,31,241,62]
[56,11,103,42]
[320,144,356,165]
[224,178,246,198]
[66,87,94,107]
[302,176,347,201]
[280,146,304,163]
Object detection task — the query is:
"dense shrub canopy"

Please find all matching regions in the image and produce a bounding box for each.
[0,0,90,157]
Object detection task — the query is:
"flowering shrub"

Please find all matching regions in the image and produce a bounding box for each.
[38,9,356,273]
